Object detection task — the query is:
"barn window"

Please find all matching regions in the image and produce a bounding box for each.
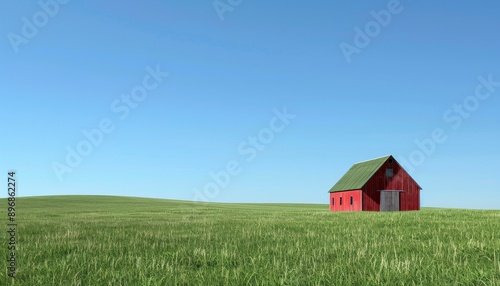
[340,197,342,205]
[388,158,393,164]
[350,196,353,205]
[386,168,393,178]
[332,198,334,205]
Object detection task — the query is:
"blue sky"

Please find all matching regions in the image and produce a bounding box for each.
[1,0,499,209]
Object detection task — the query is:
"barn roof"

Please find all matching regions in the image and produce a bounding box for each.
[328,155,392,193]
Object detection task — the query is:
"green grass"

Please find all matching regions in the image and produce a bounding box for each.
[2,196,499,285]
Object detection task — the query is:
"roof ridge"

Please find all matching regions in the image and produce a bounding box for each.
[354,155,391,165]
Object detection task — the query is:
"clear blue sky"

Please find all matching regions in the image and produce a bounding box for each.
[1,0,499,209]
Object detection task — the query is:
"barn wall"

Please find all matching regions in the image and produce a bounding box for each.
[362,159,420,211]
[329,190,362,212]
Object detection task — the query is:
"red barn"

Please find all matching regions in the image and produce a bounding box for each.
[328,155,421,212]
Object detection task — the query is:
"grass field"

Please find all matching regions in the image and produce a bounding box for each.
[2,196,499,285]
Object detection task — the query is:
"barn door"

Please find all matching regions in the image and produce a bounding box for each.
[380,191,399,212]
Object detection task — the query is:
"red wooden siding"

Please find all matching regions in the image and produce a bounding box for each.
[330,190,362,212]
[362,159,420,211]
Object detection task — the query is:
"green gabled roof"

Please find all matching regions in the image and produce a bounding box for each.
[329,155,391,193]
